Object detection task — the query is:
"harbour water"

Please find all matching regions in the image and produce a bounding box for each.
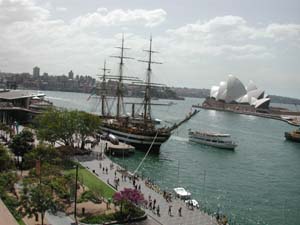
[44,90,300,225]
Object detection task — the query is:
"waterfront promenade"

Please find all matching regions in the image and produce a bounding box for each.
[76,148,218,225]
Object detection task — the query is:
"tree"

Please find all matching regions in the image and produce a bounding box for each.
[0,172,18,195]
[0,144,12,171]
[23,144,62,169]
[36,109,101,149]
[113,188,144,214]
[9,129,34,157]
[0,172,20,220]
[0,122,14,141]
[36,109,75,146]
[76,111,101,149]
[20,183,60,225]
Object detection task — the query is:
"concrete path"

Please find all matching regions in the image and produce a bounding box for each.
[0,198,19,225]
[46,212,74,225]
[76,152,218,225]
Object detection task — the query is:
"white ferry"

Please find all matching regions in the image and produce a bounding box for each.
[188,130,237,150]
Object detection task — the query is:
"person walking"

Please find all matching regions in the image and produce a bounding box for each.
[178,207,182,217]
[156,205,160,216]
[168,205,172,216]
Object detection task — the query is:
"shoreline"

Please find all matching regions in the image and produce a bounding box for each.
[193,104,300,126]
[76,148,220,225]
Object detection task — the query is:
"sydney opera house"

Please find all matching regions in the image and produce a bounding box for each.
[203,75,271,111]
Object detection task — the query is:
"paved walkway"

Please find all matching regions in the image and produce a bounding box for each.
[76,152,218,225]
[0,198,19,225]
[46,212,74,225]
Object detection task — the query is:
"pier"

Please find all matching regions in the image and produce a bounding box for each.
[76,146,218,225]
[93,139,135,156]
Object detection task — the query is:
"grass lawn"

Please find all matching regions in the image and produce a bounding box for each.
[65,164,115,199]
[17,219,26,225]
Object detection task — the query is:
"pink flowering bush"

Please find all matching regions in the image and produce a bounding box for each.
[113,188,144,214]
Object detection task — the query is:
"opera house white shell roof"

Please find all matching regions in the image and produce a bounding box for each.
[216,81,227,101]
[210,75,270,108]
[210,86,219,99]
[246,80,257,92]
[224,75,247,103]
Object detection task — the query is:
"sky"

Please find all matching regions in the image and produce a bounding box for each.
[0,0,300,98]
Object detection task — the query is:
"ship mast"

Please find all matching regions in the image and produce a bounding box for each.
[139,36,162,121]
[97,60,110,116]
[111,34,134,118]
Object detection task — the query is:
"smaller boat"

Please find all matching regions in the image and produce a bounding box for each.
[188,130,237,150]
[173,187,191,200]
[285,128,300,142]
[185,199,200,209]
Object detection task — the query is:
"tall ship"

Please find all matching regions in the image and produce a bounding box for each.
[96,36,172,153]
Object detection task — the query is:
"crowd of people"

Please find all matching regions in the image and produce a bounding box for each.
[145,178,163,194]
[90,147,221,223]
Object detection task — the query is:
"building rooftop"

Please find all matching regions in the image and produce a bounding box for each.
[0,90,43,100]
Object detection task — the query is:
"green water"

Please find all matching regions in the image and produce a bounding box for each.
[45,90,300,225]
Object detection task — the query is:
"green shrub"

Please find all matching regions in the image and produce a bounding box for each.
[79,190,102,204]
[81,213,115,224]
[80,203,145,224]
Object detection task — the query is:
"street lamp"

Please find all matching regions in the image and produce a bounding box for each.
[74,165,79,224]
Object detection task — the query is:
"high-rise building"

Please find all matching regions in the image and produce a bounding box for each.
[33,66,40,77]
[68,70,74,79]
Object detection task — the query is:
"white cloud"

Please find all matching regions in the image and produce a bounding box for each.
[265,23,300,41]
[71,8,167,28]
[56,6,67,12]
[0,0,49,25]
[167,16,253,43]
[166,15,300,60]
[0,0,299,97]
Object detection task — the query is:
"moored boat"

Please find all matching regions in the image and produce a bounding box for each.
[100,119,171,153]
[188,130,237,150]
[173,187,191,200]
[96,36,171,153]
[285,128,300,142]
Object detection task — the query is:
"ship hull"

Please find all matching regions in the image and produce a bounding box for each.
[189,137,237,150]
[100,125,171,153]
[285,132,300,142]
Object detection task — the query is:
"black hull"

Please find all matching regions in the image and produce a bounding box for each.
[100,125,171,153]
[285,132,300,143]
[129,142,162,154]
